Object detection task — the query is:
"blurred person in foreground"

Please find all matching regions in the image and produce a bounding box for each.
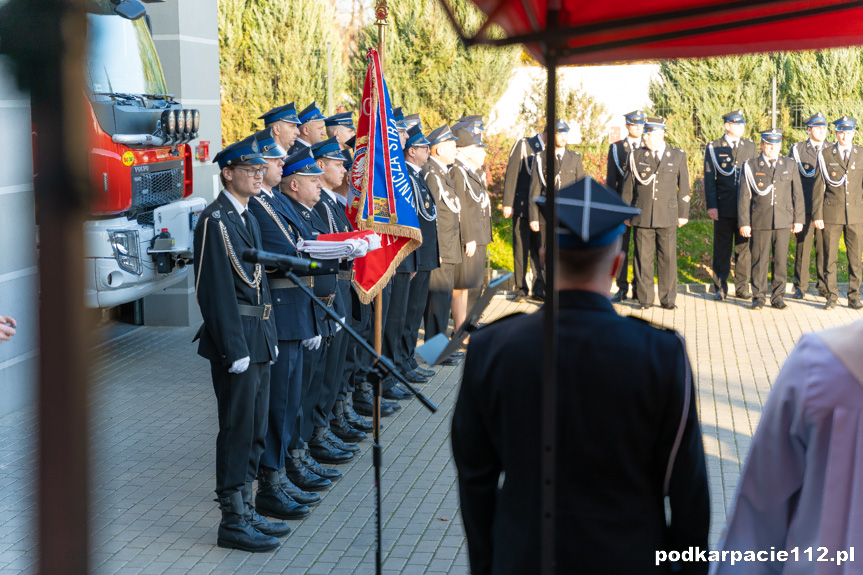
[711,320,863,574]
[452,176,710,574]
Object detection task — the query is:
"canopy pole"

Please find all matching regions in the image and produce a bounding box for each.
[0,1,92,573]
[540,32,559,575]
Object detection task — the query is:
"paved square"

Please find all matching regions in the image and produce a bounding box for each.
[1,289,859,574]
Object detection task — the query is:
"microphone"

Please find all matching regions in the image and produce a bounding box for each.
[242,249,320,273]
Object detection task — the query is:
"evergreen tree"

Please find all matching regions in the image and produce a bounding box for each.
[218,0,349,144]
[349,0,520,129]
[518,74,611,144]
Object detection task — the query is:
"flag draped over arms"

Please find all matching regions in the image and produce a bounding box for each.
[346,48,421,304]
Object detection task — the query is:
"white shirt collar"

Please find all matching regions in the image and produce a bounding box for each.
[761,153,778,165]
[536,134,545,150]
[838,143,853,154]
[626,137,640,148]
[725,136,739,146]
[322,187,340,204]
[260,186,274,198]
[406,161,421,173]
[296,137,310,148]
[652,144,666,158]
[221,190,247,216]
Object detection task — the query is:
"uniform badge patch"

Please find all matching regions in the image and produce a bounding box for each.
[302,210,311,220]
[212,210,220,219]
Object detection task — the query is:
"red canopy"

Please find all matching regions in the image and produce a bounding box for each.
[449,0,863,65]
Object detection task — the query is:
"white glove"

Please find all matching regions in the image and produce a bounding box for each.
[303,335,322,350]
[335,317,345,333]
[270,346,279,365]
[229,356,250,374]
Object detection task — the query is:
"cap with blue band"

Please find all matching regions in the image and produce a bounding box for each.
[311,137,346,161]
[297,102,325,124]
[405,125,431,149]
[325,111,355,129]
[427,124,455,147]
[723,109,746,124]
[624,110,645,125]
[643,117,666,132]
[760,129,783,144]
[213,136,267,169]
[282,147,324,177]
[805,112,828,127]
[253,128,287,159]
[259,103,300,125]
[834,116,857,132]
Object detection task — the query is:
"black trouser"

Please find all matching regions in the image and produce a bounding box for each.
[794,213,826,293]
[260,340,302,472]
[512,214,543,296]
[712,216,751,296]
[535,212,548,296]
[424,263,454,340]
[342,297,371,395]
[382,272,412,390]
[290,340,326,450]
[633,226,677,307]
[317,280,352,420]
[615,225,633,294]
[751,228,790,304]
[401,269,431,371]
[822,222,863,301]
[211,361,270,497]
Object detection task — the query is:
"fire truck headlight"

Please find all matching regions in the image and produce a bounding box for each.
[109,230,143,276]
[175,109,185,134]
[161,110,176,137]
[184,110,193,134]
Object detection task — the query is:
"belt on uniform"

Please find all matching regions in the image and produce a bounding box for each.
[238,303,272,320]
[317,294,336,307]
[269,276,313,290]
[338,270,355,282]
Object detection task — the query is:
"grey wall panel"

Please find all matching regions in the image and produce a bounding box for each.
[0,108,35,188]
[0,355,37,417]
[0,191,37,277]
[0,273,38,418]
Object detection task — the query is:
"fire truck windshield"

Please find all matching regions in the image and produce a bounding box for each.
[85,11,168,98]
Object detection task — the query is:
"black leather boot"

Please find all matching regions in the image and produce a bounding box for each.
[353,382,395,417]
[278,470,321,507]
[285,450,332,492]
[343,398,375,432]
[300,447,343,481]
[217,491,280,552]
[241,484,292,537]
[325,427,359,453]
[309,426,354,464]
[255,469,311,520]
[331,401,367,443]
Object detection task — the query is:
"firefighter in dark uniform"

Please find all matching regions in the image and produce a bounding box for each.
[289,102,327,154]
[381,124,434,401]
[606,110,645,302]
[502,128,546,302]
[399,124,439,380]
[193,136,287,552]
[738,129,804,310]
[450,124,492,335]
[452,177,710,575]
[324,111,356,150]
[422,125,463,363]
[279,148,350,487]
[813,116,863,310]
[309,137,371,443]
[789,112,830,300]
[704,109,758,301]
[622,117,691,310]
[529,120,585,296]
[247,128,323,518]
[258,102,301,155]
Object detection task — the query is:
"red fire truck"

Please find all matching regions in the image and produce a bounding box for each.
[82,0,206,308]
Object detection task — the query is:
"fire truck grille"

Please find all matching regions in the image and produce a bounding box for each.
[131,160,185,211]
[137,211,154,226]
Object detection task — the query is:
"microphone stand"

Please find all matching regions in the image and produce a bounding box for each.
[268,260,438,575]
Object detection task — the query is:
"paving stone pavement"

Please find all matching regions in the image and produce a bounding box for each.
[1,289,861,574]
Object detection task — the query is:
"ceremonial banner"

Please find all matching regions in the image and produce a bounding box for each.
[346,48,421,304]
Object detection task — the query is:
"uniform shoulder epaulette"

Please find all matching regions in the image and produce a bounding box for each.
[627,314,674,333]
[479,312,526,330]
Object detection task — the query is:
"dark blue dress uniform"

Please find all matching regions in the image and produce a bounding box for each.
[450,128,492,291]
[738,131,805,308]
[244,128,325,516]
[193,137,284,551]
[812,116,863,308]
[452,177,709,575]
[402,126,440,375]
[606,110,645,299]
[789,112,831,298]
[622,117,691,310]
[422,125,461,340]
[704,110,758,300]
[503,132,545,298]
[288,102,325,155]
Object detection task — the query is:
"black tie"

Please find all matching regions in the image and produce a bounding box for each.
[241,212,249,229]
[845,150,850,163]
